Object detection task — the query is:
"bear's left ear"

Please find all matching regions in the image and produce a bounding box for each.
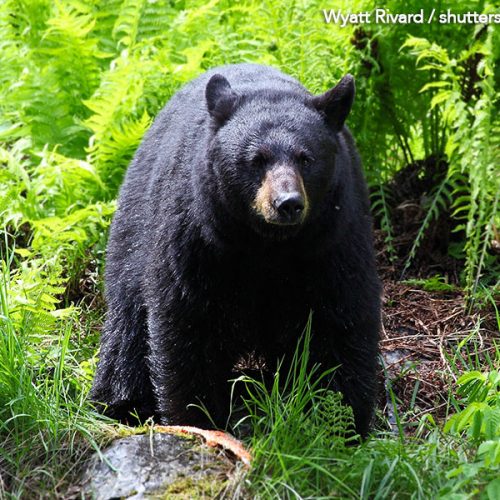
[310,74,355,133]
[206,74,239,125]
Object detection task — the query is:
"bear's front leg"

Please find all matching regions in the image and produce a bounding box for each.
[146,306,234,428]
[309,314,380,438]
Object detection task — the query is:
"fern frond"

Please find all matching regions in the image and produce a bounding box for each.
[401,176,452,278]
[88,111,151,190]
[113,0,146,48]
[370,183,396,261]
[403,24,499,294]
[32,149,107,216]
[2,3,111,155]
[43,4,110,95]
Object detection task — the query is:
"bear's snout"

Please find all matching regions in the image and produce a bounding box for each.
[253,164,309,226]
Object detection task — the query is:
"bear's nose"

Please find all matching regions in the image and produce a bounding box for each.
[274,192,305,223]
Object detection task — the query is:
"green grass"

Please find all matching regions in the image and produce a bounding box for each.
[0,0,498,497]
[0,252,116,497]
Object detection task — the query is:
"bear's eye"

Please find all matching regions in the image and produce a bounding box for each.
[297,152,312,168]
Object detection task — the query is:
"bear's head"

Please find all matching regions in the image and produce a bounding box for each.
[205,73,354,240]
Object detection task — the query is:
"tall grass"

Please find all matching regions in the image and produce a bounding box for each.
[0,248,112,497]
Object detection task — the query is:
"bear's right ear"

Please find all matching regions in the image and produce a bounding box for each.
[310,74,355,133]
[205,74,239,125]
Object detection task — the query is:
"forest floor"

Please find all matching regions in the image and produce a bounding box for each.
[374,228,498,433]
[379,276,497,428]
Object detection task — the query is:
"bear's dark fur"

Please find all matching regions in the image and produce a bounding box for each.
[91,64,381,437]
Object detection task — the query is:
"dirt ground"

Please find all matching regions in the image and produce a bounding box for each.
[370,157,498,430]
[375,224,498,431]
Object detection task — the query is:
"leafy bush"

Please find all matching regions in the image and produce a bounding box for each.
[443,370,500,496]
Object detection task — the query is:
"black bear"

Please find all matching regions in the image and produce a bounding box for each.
[91,64,381,437]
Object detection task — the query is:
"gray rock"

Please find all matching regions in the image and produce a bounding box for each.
[82,432,238,499]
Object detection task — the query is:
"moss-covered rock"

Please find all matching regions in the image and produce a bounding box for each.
[82,432,236,499]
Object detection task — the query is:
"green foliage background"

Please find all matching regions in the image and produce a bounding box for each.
[0,0,498,497]
[1,0,498,296]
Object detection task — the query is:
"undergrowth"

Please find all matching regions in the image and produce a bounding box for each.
[239,320,500,498]
[0,250,114,497]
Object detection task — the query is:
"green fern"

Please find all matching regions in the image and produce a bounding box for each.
[83,54,160,192]
[402,26,499,293]
[370,182,397,262]
[401,175,453,278]
[112,0,146,48]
